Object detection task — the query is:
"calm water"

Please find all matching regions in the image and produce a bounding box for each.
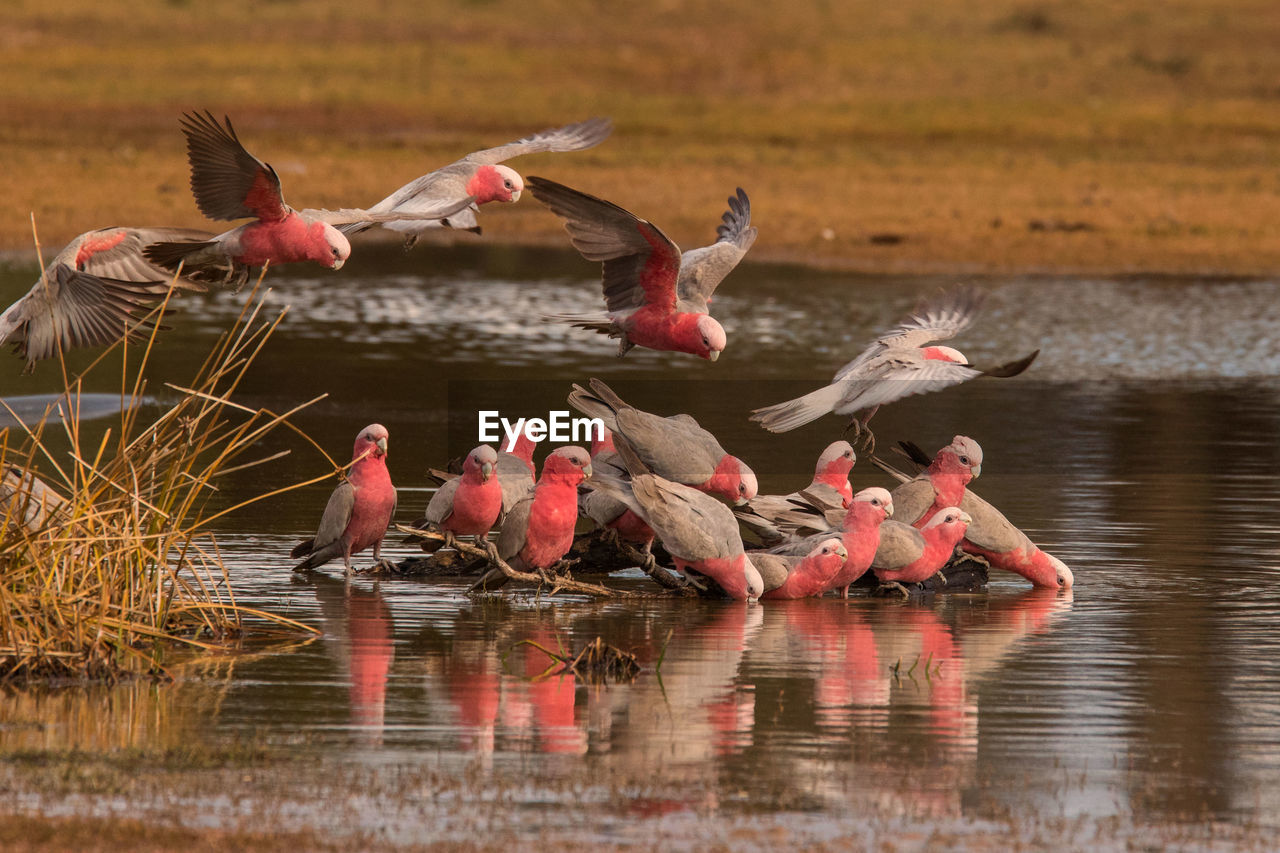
[2,245,1280,847]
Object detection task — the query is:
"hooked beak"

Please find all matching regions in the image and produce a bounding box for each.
[708,349,721,362]
[481,461,494,481]
[835,544,848,559]
[884,501,894,518]
[509,189,522,203]
[960,511,973,525]
[331,258,346,271]
[971,463,982,478]
[376,436,388,456]
[582,462,593,480]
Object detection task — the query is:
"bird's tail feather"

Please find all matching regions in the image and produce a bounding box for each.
[750,383,847,433]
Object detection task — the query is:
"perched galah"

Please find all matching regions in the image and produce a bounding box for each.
[529,177,757,360]
[568,378,757,505]
[887,435,983,528]
[871,508,972,595]
[766,486,894,598]
[751,286,1038,447]
[145,112,473,284]
[753,539,848,600]
[579,430,655,548]
[735,440,856,545]
[292,424,398,575]
[496,433,538,515]
[472,446,593,589]
[587,445,764,601]
[412,445,503,552]
[340,117,612,244]
[877,441,1074,590]
[0,226,218,371]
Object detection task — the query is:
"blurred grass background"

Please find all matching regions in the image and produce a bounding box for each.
[1,0,1278,273]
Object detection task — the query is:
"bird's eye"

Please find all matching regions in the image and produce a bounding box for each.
[504,180,513,189]
[959,455,970,465]
[871,498,880,505]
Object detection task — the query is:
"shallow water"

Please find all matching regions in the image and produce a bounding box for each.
[1,245,1279,847]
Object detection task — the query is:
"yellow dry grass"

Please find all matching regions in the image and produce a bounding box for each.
[0,0,1278,274]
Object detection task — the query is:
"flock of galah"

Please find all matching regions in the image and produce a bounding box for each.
[0,111,1066,599]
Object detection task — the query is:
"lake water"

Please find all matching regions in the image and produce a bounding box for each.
[2,245,1279,849]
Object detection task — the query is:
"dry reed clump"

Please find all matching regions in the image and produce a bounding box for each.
[0,270,322,682]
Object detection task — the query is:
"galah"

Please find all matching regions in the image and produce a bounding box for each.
[752,539,847,600]
[473,446,593,589]
[878,440,1075,589]
[145,112,473,284]
[735,440,855,545]
[424,435,536,520]
[0,226,218,371]
[339,117,612,244]
[567,378,757,505]
[579,429,655,547]
[766,486,894,598]
[412,444,503,552]
[751,286,1038,447]
[529,177,757,360]
[587,444,764,601]
[292,424,398,575]
[886,435,983,528]
[871,508,972,595]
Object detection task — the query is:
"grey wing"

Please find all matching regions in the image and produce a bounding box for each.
[180,111,287,222]
[829,352,982,416]
[497,460,535,514]
[960,490,1031,554]
[630,475,726,561]
[765,530,832,557]
[424,478,460,526]
[834,286,985,380]
[77,227,215,288]
[675,188,758,312]
[497,496,533,561]
[464,117,613,165]
[871,520,926,570]
[748,551,793,592]
[614,412,717,485]
[889,477,939,527]
[311,481,356,552]
[302,195,476,225]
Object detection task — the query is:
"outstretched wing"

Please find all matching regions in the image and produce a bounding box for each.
[73,227,215,289]
[528,177,681,314]
[676,188,758,312]
[181,111,288,222]
[464,117,613,165]
[301,195,476,225]
[835,286,985,380]
[830,351,983,416]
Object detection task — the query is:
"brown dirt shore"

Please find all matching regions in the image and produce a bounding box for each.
[2,0,1279,276]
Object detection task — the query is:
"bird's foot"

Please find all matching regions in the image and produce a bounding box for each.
[483,540,502,565]
[374,558,398,574]
[878,581,912,599]
[443,531,462,552]
[602,528,622,548]
[932,570,947,587]
[679,574,708,592]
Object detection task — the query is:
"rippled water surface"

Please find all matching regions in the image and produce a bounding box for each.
[2,245,1279,847]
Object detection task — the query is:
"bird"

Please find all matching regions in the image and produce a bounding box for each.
[291,424,398,575]
[752,539,848,600]
[579,427,656,549]
[528,177,757,360]
[410,444,503,553]
[338,116,613,244]
[883,435,983,528]
[765,486,894,598]
[145,111,474,285]
[750,286,1039,448]
[0,226,215,370]
[735,440,856,545]
[567,378,757,505]
[472,446,593,590]
[871,508,972,596]
[587,440,763,601]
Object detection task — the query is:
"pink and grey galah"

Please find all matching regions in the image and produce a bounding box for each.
[579,428,656,548]
[567,378,758,505]
[412,444,503,551]
[292,424,398,575]
[529,177,757,360]
[752,539,848,600]
[339,117,613,244]
[472,446,593,589]
[750,286,1038,447]
[885,435,984,528]
[735,440,856,545]
[0,226,216,371]
[871,508,973,595]
[145,112,474,284]
[587,442,764,601]
[766,486,895,598]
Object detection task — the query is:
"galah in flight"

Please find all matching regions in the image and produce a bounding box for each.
[871,508,972,596]
[145,112,474,285]
[472,446,593,590]
[735,440,855,546]
[411,444,503,553]
[567,378,757,505]
[751,286,1038,448]
[340,117,613,244]
[766,486,895,598]
[0,226,215,371]
[752,539,848,600]
[529,177,757,360]
[292,424,398,575]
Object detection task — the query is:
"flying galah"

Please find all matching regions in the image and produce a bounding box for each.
[871,508,972,595]
[766,486,894,598]
[886,435,983,528]
[339,117,613,244]
[529,177,757,360]
[878,441,1074,589]
[567,378,757,505]
[473,446,593,589]
[735,440,856,545]
[412,444,503,551]
[751,286,1038,447]
[292,424,398,575]
[753,539,848,600]
[588,443,764,601]
[145,112,474,284]
[0,226,215,371]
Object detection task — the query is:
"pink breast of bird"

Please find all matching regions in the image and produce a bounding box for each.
[622,307,710,358]
[878,521,968,584]
[700,456,748,503]
[444,476,503,537]
[607,508,655,544]
[961,541,1060,588]
[344,470,397,554]
[520,484,579,569]
[676,553,753,600]
[235,217,337,266]
[812,466,855,507]
[74,230,127,268]
[763,551,845,600]
[825,504,886,591]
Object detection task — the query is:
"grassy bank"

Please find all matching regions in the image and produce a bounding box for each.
[1,0,1277,275]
